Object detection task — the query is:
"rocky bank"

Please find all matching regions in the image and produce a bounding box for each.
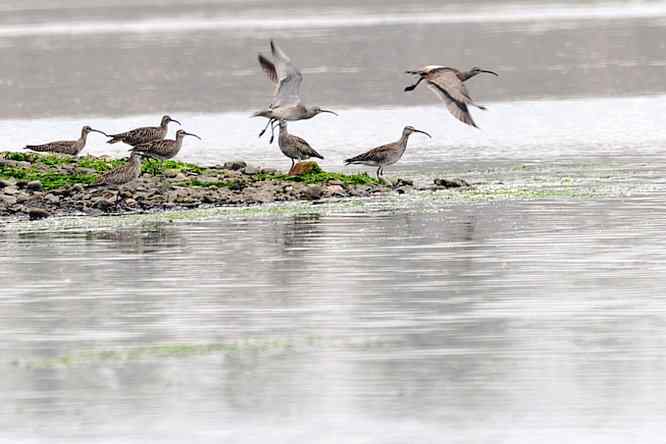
[0,152,470,221]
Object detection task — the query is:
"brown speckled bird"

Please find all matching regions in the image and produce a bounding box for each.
[129,129,201,161]
[277,120,323,172]
[106,115,181,146]
[404,66,498,128]
[89,152,143,207]
[344,126,431,178]
[24,126,107,156]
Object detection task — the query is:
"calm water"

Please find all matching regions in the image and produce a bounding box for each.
[3,1,666,443]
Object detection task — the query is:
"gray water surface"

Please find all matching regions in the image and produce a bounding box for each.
[3,1,666,443]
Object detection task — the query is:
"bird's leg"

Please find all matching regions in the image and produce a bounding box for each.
[289,158,295,175]
[376,166,381,179]
[114,190,123,210]
[258,118,273,138]
[404,77,424,92]
[269,120,279,144]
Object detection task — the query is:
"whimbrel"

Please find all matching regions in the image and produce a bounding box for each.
[129,129,201,161]
[106,115,181,146]
[404,66,498,128]
[23,126,107,156]
[253,40,337,143]
[88,152,143,207]
[344,126,431,178]
[277,120,324,173]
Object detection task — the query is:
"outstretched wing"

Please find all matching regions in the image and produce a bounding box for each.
[258,40,304,109]
[425,69,478,128]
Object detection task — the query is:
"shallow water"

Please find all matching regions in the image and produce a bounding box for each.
[3,1,666,443]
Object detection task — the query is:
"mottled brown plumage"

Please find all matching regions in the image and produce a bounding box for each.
[404,66,498,128]
[89,153,143,208]
[107,115,181,146]
[129,129,201,161]
[277,121,323,171]
[96,153,143,187]
[345,126,431,178]
[24,126,107,156]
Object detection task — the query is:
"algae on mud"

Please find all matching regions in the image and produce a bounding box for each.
[0,151,394,221]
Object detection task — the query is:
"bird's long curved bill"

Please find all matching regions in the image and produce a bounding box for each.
[90,128,109,137]
[184,131,202,140]
[321,109,339,116]
[413,129,432,138]
[480,69,499,76]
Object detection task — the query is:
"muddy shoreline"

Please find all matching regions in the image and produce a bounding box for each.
[0,152,469,222]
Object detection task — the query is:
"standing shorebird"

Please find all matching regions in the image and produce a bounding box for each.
[129,129,201,161]
[88,152,143,207]
[277,120,324,173]
[23,126,107,156]
[253,40,338,143]
[106,115,181,146]
[344,126,431,179]
[404,66,498,128]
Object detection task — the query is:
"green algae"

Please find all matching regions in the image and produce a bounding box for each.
[255,168,379,186]
[0,164,97,189]
[15,336,396,369]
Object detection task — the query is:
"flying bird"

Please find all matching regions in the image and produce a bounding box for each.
[404,66,498,128]
[253,40,337,143]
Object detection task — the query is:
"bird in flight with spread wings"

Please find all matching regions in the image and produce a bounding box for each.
[253,40,337,143]
[404,66,498,128]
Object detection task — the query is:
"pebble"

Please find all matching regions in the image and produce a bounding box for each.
[26,180,43,191]
[433,178,471,189]
[27,207,50,220]
[223,160,247,171]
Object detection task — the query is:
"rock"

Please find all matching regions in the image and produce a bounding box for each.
[393,178,414,188]
[27,207,50,220]
[77,167,96,175]
[289,161,320,176]
[16,192,30,204]
[68,184,85,194]
[326,184,345,195]
[434,178,470,189]
[303,185,324,201]
[3,186,18,195]
[92,198,115,211]
[242,165,260,175]
[0,179,14,189]
[0,159,31,168]
[223,160,247,171]
[26,180,42,191]
[45,194,60,205]
[260,168,279,175]
[174,173,187,181]
[0,195,17,206]
[164,169,180,178]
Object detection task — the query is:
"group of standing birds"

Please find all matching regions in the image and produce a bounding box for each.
[23,115,200,201]
[252,40,498,178]
[22,39,498,195]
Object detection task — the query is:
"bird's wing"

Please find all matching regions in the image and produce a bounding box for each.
[426,73,478,128]
[346,144,392,164]
[266,41,303,108]
[427,68,474,104]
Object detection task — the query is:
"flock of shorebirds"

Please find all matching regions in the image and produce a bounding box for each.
[22,40,498,192]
